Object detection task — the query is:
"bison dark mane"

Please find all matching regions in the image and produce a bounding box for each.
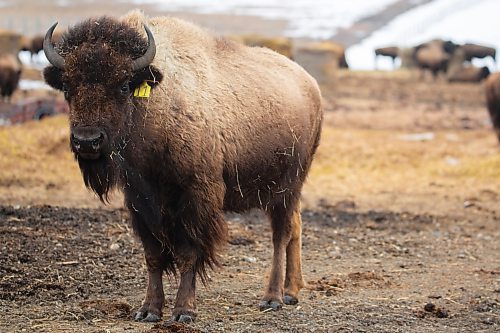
[44,16,162,92]
[61,17,149,58]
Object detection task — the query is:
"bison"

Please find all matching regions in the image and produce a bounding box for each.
[414,39,459,79]
[485,73,500,142]
[30,32,63,61]
[447,48,490,83]
[461,43,496,63]
[43,11,323,323]
[0,53,22,102]
[447,65,490,83]
[374,46,399,69]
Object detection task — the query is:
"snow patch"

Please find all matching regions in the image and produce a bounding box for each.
[347,0,500,70]
[129,0,398,39]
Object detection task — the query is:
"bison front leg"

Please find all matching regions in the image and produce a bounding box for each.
[171,267,197,323]
[135,269,164,322]
[168,180,227,322]
[130,212,169,322]
[260,202,304,310]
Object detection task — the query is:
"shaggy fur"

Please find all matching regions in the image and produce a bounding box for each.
[485,73,500,143]
[0,54,21,102]
[43,10,322,322]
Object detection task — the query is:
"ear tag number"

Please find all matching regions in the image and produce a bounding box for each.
[134,81,151,98]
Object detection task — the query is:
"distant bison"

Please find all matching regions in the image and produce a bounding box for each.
[414,39,459,79]
[30,32,62,60]
[29,35,44,59]
[461,43,496,62]
[447,66,490,83]
[374,46,399,68]
[43,11,322,323]
[447,48,490,83]
[0,53,22,102]
[485,73,500,142]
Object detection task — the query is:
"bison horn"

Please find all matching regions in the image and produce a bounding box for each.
[43,22,65,70]
[131,24,156,72]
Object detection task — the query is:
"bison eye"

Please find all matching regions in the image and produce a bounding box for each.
[120,82,130,96]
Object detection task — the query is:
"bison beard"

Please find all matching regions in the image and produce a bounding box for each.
[77,155,118,203]
[43,11,323,323]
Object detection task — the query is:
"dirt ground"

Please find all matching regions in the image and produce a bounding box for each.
[0,2,499,332]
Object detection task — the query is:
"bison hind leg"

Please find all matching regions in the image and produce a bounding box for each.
[283,202,305,305]
[260,199,304,310]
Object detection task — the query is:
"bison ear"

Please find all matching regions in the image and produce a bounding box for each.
[43,66,64,90]
[130,65,163,90]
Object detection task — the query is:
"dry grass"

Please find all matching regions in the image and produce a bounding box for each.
[0,115,113,207]
[303,113,500,214]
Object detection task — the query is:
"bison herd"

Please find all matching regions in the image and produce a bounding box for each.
[375,39,495,82]
[374,39,500,141]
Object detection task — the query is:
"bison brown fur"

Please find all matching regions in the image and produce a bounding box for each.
[43,11,323,323]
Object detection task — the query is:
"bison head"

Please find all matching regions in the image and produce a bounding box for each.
[43,17,163,199]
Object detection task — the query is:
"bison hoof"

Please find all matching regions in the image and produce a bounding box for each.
[169,314,195,323]
[177,314,195,323]
[283,295,299,305]
[171,309,197,323]
[134,311,161,322]
[259,300,283,311]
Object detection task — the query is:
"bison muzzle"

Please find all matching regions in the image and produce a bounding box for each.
[43,11,323,323]
[70,127,108,160]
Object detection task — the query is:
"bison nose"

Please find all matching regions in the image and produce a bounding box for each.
[71,127,107,160]
[71,132,104,150]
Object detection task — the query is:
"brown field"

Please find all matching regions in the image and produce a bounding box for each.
[0,68,499,333]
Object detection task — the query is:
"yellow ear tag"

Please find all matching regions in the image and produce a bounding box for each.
[134,81,151,98]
